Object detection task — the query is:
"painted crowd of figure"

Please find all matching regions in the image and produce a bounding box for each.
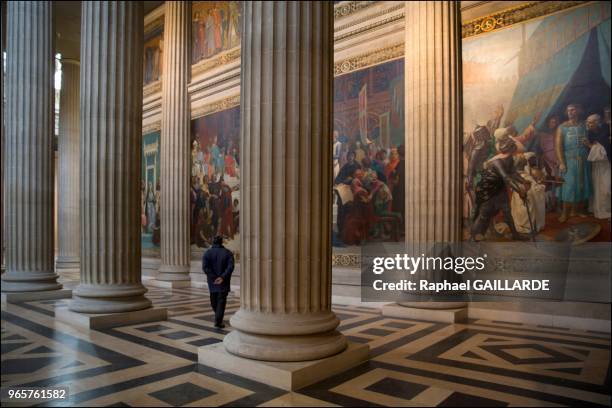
[333,131,405,246]
[191,138,239,248]
[192,2,241,64]
[465,104,611,241]
[141,180,161,245]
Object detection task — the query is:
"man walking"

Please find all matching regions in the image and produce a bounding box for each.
[203,236,234,328]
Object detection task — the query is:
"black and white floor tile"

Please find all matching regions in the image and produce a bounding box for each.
[2,276,610,407]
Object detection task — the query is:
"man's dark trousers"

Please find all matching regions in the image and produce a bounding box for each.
[209,291,228,326]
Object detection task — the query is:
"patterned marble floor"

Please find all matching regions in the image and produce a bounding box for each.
[1,272,611,407]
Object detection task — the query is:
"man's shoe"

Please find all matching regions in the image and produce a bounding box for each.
[214,323,226,329]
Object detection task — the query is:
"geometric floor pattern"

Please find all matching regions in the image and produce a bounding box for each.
[2,274,611,407]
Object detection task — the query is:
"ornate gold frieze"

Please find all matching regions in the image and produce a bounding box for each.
[335,2,404,32]
[191,94,241,120]
[191,47,241,78]
[334,1,377,19]
[332,253,361,268]
[335,11,405,42]
[335,42,404,76]
[462,1,587,38]
[143,81,162,98]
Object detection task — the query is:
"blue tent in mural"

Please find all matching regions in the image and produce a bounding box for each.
[506,2,611,135]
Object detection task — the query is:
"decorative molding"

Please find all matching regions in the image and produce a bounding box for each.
[191,47,241,78]
[460,1,491,12]
[335,2,404,32]
[143,81,162,98]
[191,94,241,120]
[144,15,164,34]
[335,11,404,42]
[143,121,161,135]
[462,1,587,38]
[334,1,378,19]
[144,0,165,34]
[334,42,404,76]
[332,253,361,268]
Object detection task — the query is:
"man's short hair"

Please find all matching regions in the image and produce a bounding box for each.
[213,236,223,246]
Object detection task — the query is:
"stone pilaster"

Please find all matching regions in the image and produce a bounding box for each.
[2,1,63,294]
[385,1,466,318]
[69,1,152,314]
[156,1,191,284]
[56,59,80,270]
[223,1,346,362]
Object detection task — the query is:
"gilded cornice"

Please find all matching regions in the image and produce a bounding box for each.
[334,1,377,19]
[335,10,405,42]
[334,42,404,76]
[462,1,588,38]
[191,94,241,120]
[191,47,241,78]
[335,2,404,32]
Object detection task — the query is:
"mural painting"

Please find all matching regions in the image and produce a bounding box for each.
[333,58,405,247]
[144,25,163,85]
[141,131,161,250]
[462,2,611,243]
[192,1,241,65]
[191,106,240,253]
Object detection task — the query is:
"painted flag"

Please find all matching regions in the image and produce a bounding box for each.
[359,84,368,144]
[379,112,390,148]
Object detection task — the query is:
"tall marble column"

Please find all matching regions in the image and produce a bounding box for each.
[69,1,153,314]
[2,1,65,295]
[156,1,191,285]
[223,1,346,362]
[1,5,6,273]
[56,59,80,270]
[385,1,466,318]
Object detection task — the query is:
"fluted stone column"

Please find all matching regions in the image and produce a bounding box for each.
[56,60,80,270]
[2,1,66,296]
[223,1,346,362]
[385,1,466,318]
[1,5,6,273]
[69,1,153,314]
[156,1,191,285]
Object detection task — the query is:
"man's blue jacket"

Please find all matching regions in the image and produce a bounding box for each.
[202,244,234,293]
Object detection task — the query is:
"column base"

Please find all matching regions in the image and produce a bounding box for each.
[1,289,72,305]
[145,279,192,289]
[1,271,63,292]
[198,341,369,391]
[156,264,191,283]
[382,303,467,323]
[69,283,153,313]
[55,306,167,329]
[55,256,80,270]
